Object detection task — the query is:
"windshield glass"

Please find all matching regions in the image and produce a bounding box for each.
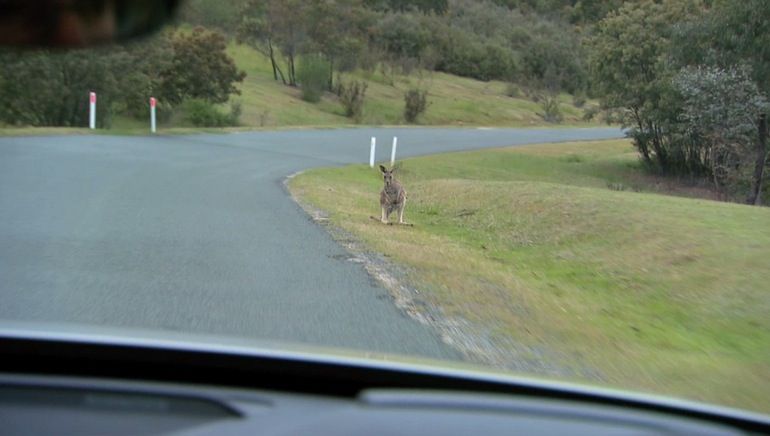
[1,0,768,416]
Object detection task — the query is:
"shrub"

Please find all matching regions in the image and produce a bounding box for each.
[582,106,600,122]
[539,94,563,123]
[297,55,330,103]
[404,88,428,123]
[228,99,242,125]
[505,83,521,98]
[338,80,367,122]
[572,93,587,108]
[375,13,431,60]
[182,98,240,127]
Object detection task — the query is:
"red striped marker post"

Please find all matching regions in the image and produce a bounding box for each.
[150,97,157,133]
[88,92,96,129]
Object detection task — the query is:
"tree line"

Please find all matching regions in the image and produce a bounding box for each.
[588,0,769,204]
[1,0,597,128]
[0,27,245,128]
[233,0,588,93]
[0,0,766,203]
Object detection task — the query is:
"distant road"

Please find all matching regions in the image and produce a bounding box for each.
[0,127,623,360]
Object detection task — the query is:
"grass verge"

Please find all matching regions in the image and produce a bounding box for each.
[288,139,770,414]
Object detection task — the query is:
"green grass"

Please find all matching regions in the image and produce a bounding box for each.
[289,139,770,414]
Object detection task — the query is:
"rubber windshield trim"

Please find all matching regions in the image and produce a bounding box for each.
[0,335,768,433]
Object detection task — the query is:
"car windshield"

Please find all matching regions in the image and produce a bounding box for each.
[1,0,768,417]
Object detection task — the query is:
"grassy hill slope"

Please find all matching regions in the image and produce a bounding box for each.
[227,43,598,128]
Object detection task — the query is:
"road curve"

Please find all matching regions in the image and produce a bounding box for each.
[0,127,623,360]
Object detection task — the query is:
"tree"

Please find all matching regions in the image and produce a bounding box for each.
[238,0,313,86]
[160,27,245,105]
[674,66,769,195]
[179,0,248,34]
[567,0,625,25]
[113,34,173,119]
[364,0,448,14]
[297,54,329,102]
[241,0,370,89]
[404,88,428,122]
[520,29,584,94]
[0,48,121,127]
[304,0,371,89]
[672,0,770,204]
[587,0,699,172]
[375,12,432,60]
[239,0,287,84]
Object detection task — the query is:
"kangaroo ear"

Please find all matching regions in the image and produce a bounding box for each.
[379,165,387,173]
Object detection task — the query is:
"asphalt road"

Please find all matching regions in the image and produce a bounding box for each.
[0,127,622,360]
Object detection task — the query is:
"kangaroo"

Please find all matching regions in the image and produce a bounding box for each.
[372,164,410,225]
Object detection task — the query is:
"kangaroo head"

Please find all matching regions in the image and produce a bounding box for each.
[379,165,395,186]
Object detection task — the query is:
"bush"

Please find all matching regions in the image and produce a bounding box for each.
[374,13,432,60]
[297,55,330,103]
[673,65,769,198]
[582,106,600,122]
[404,88,428,123]
[228,99,242,125]
[572,93,587,108]
[182,98,240,127]
[338,80,367,122]
[505,83,521,98]
[539,94,563,123]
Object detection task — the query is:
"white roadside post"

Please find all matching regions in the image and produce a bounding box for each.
[150,97,157,133]
[369,137,376,168]
[390,136,398,167]
[88,92,96,129]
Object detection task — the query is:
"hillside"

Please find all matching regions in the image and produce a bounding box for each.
[224,43,599,129]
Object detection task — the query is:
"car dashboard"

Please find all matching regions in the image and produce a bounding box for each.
[0,331,767,436]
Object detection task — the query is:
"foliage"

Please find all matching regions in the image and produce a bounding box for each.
[364,0,448,14]
[160,27,246,105]
[304,0,371,84]
[572,93,586,108]
[237,0,585,91]
[0,25,245,128]
[671,0,770,204]
[297,55,331,103]
[114,35,173,119]
[587,0,699,172]
[239,0,371,87]
[182,98,241,127]
[567,0,626,24]
[588,0,770,204]
[337,80,368,122]
[178,0,248,33]
[404,88,428,123]
[374,13,431,60]
[0,48,122,127]
[519,29,585,94]
[538,94,563,123]
[505,83,521,98]
[672,0,770,96]
[673,65,768,192]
